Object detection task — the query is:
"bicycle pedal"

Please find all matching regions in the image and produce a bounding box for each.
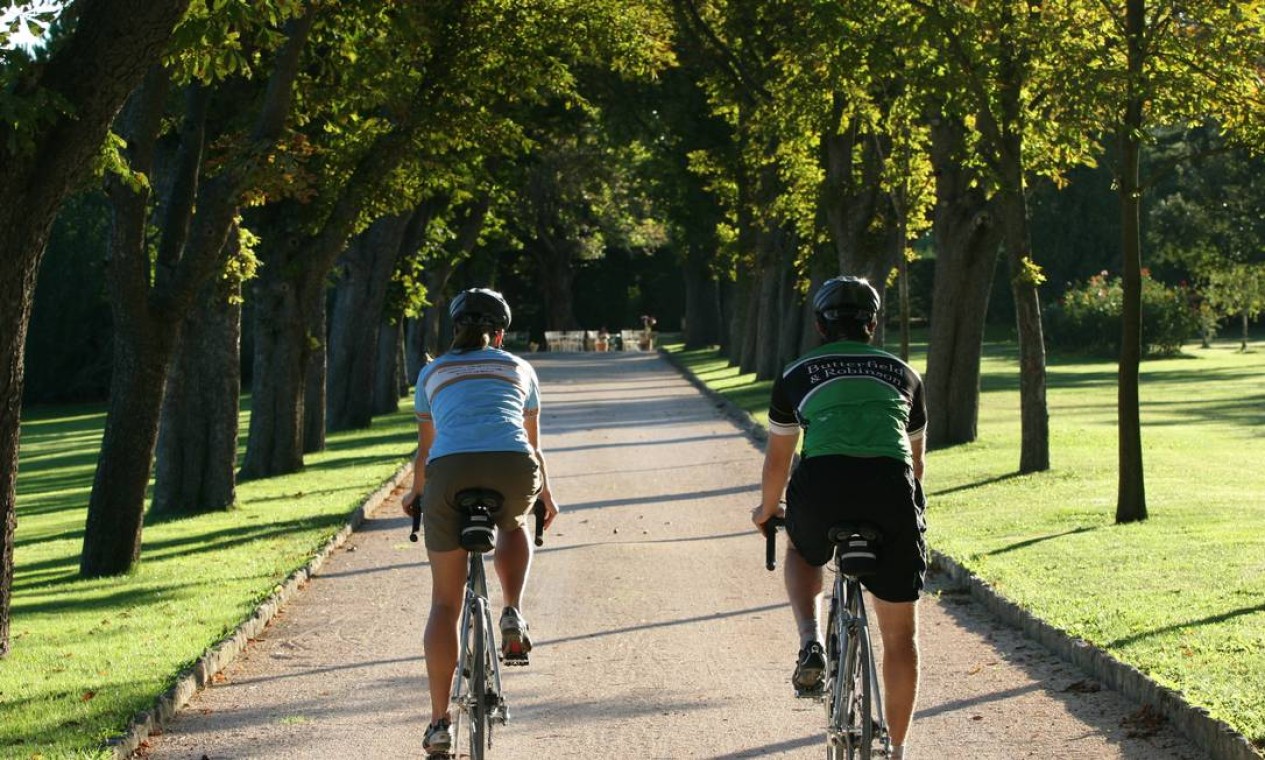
[502,652,530,666]
[793,685,825,700]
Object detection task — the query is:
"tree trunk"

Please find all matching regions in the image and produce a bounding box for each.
[683,250,722,348]
[993,17,1050,475]
[753,228,784,380]
[405,317,426,381]
[81,68,173,578]
[373,317,405,415]
[1005,202,1050,474]
[775,250,803,370]
[821,105,885,279]
[327,214,411,431]
[303,299,326,454]
[738,269,761,374]
[0,0,194,648]
[924,117,1002,449]
[534,238,580,330]
[1116,0,1147,523]
[240,233,307,479]
[152,270,242,516]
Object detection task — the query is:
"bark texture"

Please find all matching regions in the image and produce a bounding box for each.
[1115,0,1147,523]
[0,0,193,653]
[327,214,411,431]
[924,117,1002,449]
[153,267,242,516]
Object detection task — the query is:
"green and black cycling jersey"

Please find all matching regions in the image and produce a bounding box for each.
[766,340,927,465]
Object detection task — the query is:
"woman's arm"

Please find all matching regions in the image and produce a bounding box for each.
[525,414,559,529]
[402,419,436,516]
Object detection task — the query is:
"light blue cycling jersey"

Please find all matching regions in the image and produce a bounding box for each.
[414,347,540,462]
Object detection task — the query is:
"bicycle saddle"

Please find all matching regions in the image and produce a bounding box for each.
[455,488,505,513]
[455,488,503,553]
[827,521,883,545]
[828,521,883,577]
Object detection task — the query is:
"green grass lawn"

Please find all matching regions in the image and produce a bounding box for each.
[4,399,416,759]
[668,335,1265,749]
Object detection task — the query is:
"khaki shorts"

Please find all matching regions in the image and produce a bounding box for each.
[421,451,542,552]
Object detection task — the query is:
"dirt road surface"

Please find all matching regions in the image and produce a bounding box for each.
[139,353,1202,759]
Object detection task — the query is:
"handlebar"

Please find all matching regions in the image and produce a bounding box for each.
[763,515,785,571]
[409,495,423,543]
[408,495,549,546]
[532,498,547,547]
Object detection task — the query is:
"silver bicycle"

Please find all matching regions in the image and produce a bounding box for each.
[411,490,545,760]
[766,517,892,759]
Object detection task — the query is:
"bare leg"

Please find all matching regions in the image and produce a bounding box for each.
[870,597,919,748]
[784,542,824,646]
[493,524,532,610]
[424,548,468,722]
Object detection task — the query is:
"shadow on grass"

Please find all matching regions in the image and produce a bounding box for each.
[1102,602,1265,649]
[985,527,1098,557]
[321,427,413,454]
[12,514,348,593]
[11,581,191,616]
[928,471,1025,498]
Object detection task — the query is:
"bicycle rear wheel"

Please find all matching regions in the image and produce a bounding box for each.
[842,591,873,760]
[469,597,489,760]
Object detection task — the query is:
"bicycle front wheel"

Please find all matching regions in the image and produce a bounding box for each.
[469,597,489,760]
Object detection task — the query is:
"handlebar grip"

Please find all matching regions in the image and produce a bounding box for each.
[764,516,785,571]
[532,498,547,547]
[409,495,422,543]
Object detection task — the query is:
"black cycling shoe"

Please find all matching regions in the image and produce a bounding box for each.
[793,641,826,696]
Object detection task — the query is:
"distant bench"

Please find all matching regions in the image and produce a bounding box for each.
[540,330,655,352]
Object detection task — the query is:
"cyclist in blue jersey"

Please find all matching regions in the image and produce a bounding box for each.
[752,276,927,760]
[400,287,559,756]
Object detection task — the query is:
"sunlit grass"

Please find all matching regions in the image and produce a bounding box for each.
[4,398,416,758]
[668,334,1265,746]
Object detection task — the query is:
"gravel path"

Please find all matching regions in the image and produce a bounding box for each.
[138,352,1202,759]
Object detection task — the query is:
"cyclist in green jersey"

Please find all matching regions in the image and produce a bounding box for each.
[753,276,927,760]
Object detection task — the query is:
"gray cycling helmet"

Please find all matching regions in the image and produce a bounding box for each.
[449,287,512,329]
[812,276,880,322]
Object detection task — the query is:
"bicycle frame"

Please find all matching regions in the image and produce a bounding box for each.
[450,551,507,760]
[826,568,890,759]
[763,517,890,760]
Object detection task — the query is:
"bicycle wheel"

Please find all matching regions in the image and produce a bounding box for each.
[843,591,873,760]
[469,597,488,760]
[825,596,843,760]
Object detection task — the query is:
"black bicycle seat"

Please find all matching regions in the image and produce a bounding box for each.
[455,488,505,514]
[827,521,884,546]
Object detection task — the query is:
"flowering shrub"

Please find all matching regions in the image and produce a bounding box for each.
[1044,270,1200,357]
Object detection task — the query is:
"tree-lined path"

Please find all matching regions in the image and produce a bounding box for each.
[139,353,1200,759]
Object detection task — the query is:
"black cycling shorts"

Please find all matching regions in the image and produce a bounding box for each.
[785,454,927,603]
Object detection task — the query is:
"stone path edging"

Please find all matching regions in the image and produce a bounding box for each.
[657,347,1262,760]
[107,460,414,760]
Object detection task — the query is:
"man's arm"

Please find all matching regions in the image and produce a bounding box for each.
[911,432,925,483]
[753,430,799,529]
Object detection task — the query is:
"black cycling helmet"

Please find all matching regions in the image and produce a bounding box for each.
[813,276,880,322]
[449,287,512,329]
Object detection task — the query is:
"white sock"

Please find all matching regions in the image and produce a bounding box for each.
[890,745,905,760]
[798,621,820,648]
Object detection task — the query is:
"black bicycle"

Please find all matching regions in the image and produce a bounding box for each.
[765,516,892,760]
[411,492,546,760]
